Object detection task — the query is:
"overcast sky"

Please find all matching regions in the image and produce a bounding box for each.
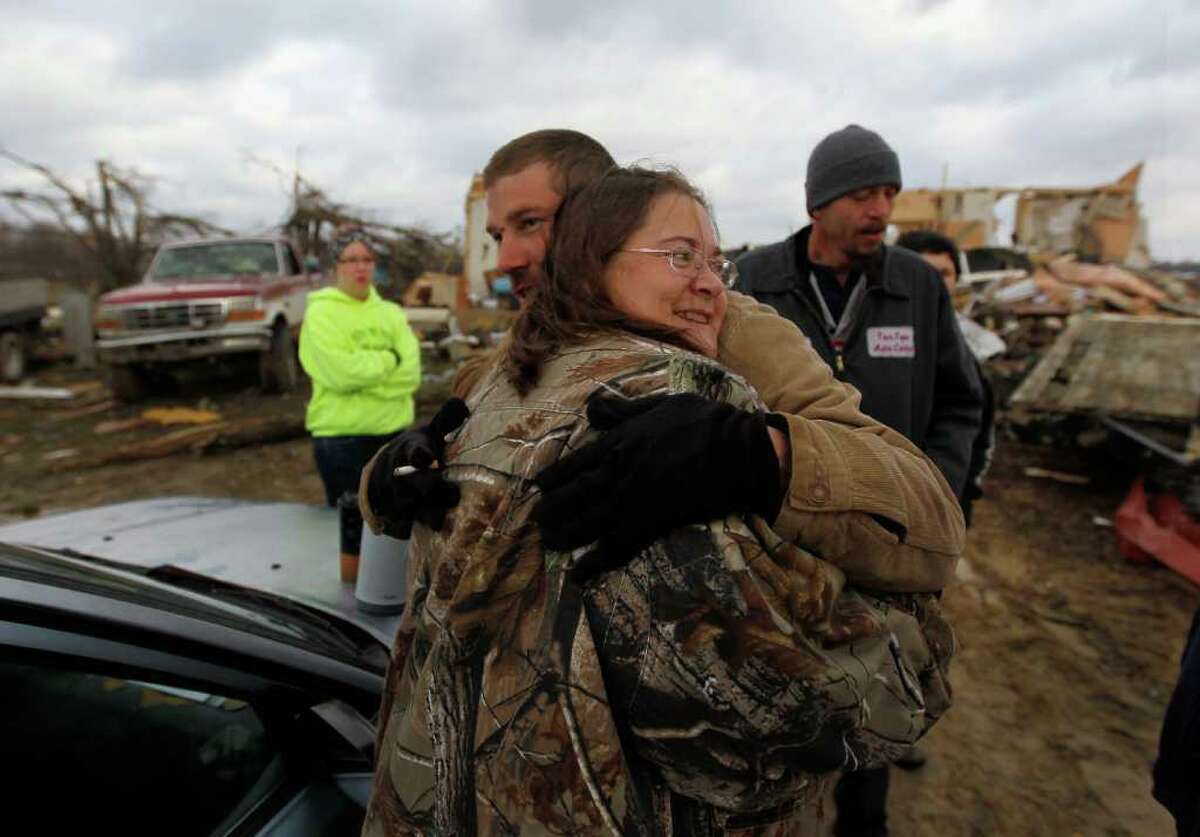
[2,0,1197,259]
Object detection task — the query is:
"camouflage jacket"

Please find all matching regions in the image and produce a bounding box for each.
[363,333,954,837]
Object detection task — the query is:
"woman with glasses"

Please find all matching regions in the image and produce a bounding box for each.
[298,227,420,582]
[365,168,951,836]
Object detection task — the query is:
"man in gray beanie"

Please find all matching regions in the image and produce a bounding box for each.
[736,125,984,836]
[806,123,902,215]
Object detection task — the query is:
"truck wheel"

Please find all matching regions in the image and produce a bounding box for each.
[0,331,24,382]
[260,321,298,393]
[107,364,148,402]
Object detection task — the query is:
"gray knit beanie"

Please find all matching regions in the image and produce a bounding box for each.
[805,125,902,214]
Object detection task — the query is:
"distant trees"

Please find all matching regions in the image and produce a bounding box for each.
[249,155,462,292]
[1,149,463,294]
[1,150,230,291]
[0,222,94,285]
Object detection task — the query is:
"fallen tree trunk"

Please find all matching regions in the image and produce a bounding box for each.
[50,415,306,471]
[204,415,309,451]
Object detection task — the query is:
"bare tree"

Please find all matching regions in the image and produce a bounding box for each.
[246,153,462,293]
[1,149,231,291]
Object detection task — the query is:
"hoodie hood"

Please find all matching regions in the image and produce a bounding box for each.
[307,285,383,308]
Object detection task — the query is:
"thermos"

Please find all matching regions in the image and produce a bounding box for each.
[337,491,363,584]
[355,528,408,615]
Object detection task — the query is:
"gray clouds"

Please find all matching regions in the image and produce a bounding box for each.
[1,0,1196,257]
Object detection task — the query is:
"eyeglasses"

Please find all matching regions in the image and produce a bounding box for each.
[337,256,376,266]
[620,247,738,288]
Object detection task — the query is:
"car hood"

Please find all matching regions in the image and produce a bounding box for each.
[100,281,262,305]
[0,497,402,646]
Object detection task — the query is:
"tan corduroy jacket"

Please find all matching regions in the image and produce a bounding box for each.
[368,291,963,593]
[716,291,964,591]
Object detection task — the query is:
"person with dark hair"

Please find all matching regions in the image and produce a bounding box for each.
[735,126,985,837]
[896,228,997,528]
[363,166,956,835]
[895,229,960,287]
[298,227,420,581]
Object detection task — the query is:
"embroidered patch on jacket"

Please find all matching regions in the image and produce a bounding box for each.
[866,326,915,358]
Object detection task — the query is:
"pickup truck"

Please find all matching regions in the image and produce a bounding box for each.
[94,237,322,400]
[0,278,49,382]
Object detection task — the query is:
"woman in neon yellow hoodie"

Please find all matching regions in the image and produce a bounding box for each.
[299,229,421,571]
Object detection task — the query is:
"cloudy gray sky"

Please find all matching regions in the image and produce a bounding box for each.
[2,0,1197,258]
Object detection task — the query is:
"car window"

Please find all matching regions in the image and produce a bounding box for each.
[282,244,302,276]
[1,659,275,836]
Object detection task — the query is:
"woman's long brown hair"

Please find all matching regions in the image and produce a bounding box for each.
[503,166,709,395]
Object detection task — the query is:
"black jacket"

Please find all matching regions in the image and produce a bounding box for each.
[1154,606,1200,837]
[735,226,984,498]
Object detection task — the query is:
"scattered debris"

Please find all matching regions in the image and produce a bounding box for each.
[1115,478,1200,585]
[92,405,222,435]
[958,316,1006,361]
[1009,314,1200,422]
[50,415,306,471]
[48,399,117,421]
[65,380,106,397]
[1024,466,1090,485]
[94,417,152,435]
[1045,256,1166,304]
[141,406,221,425]
[991,278,1039,305]
[42,448,80,461]
[0,385,74,400]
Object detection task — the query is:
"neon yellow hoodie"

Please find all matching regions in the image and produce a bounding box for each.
[299,285,421,437]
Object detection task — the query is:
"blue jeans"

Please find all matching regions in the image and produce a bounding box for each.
[834,766,889,837]
[311,433,400,508]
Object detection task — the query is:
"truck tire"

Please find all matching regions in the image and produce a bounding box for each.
[260,321,299,393]
[107,364,148,402]
[0,330,25,382]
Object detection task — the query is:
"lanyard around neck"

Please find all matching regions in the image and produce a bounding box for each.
[808,271,867,349]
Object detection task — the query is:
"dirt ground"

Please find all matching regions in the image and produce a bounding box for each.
[3,360,1197,836]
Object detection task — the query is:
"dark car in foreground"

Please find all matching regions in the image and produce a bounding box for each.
[0,498,402,836]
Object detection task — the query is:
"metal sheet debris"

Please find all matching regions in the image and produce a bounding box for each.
[1010,314,1200,423]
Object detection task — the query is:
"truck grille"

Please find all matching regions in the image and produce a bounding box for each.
[122,302,226,330]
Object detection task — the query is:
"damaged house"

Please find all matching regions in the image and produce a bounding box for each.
[891,164,1151,267]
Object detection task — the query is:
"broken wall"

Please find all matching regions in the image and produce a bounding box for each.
[462,174,499,302]
[1014,164,1149,267]
[893,164,1150,266]
[892,187,1004,249]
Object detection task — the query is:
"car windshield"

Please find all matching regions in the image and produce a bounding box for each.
[5,546,387,674]
[152,242,279,280]
[144,564,389,672]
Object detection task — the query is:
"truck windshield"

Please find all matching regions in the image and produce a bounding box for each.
[152,242,279,280]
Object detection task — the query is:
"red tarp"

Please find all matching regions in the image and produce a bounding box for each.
[1115,477,1200,585]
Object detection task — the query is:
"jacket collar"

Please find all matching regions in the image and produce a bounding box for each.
[745,226,910,299]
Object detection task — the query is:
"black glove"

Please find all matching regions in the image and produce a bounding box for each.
[533,393,785,563]
[366,397,469,539]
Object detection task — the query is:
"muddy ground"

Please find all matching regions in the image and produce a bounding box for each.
[2,360,1196,836]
